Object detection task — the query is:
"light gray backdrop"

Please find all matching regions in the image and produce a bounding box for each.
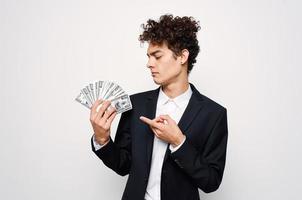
[1,0,301,199]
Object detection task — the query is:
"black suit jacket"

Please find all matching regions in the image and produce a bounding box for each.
[91,83,228,200]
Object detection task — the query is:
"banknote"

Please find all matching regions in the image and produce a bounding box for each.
[75,81,132,114]
[110,94,132,114]
[96,94,132,114]
[75,92,90,109]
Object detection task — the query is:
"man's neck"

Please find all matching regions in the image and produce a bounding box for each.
[161,81,190,99]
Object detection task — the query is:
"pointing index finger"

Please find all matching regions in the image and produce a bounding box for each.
[140,116,163,130]
[139,116,153,126]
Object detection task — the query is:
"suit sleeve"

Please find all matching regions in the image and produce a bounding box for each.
[91,110,132,176]
[170,108,228,193]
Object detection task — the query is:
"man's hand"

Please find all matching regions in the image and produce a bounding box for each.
[139,115,185,147]
[90,100,117,145]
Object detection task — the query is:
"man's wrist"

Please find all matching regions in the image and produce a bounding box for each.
[171,134,185,148]
[95,136,110,145]
[170,135,186,153]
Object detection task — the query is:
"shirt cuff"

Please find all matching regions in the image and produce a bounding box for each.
[92,134,109,151]
[169,136,186,153]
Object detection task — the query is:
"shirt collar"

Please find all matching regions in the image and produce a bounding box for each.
[157,85,192,108]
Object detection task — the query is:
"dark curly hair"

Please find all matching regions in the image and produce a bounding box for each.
[138,14,201,74]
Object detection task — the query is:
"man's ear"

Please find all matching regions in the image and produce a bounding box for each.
[181,49,189,65]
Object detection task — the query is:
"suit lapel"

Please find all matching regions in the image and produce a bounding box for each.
[177,83,204,133]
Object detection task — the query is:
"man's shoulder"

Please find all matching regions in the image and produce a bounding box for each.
[190,84,226,113]
[198,92,227,114]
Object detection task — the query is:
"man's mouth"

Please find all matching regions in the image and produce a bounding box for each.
[151,72,159,77]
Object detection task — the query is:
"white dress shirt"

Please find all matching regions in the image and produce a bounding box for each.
[92,85,192,200]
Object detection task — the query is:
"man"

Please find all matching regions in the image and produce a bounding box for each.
[89,14,228,200]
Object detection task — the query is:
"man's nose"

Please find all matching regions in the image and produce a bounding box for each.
[147,59,155,68]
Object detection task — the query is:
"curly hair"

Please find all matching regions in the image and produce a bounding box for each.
[138,14,201,74]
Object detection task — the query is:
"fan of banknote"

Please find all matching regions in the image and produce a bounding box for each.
[75,81,132,114]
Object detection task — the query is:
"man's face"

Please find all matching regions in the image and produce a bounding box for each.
[146,42,184,86]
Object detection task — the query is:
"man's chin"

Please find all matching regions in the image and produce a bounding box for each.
[153,79,168,87]
[152,78,162,85]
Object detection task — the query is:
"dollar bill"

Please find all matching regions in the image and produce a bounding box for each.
[75,92,91,109]
[81,87,93,107]
[89,83,95,102]
[110,94,132,114]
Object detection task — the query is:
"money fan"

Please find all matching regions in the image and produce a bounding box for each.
[75,81,132,114]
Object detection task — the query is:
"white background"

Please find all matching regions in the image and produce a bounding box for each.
[1,0,301,199]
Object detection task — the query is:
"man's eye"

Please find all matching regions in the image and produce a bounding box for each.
[155,56,161,59]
